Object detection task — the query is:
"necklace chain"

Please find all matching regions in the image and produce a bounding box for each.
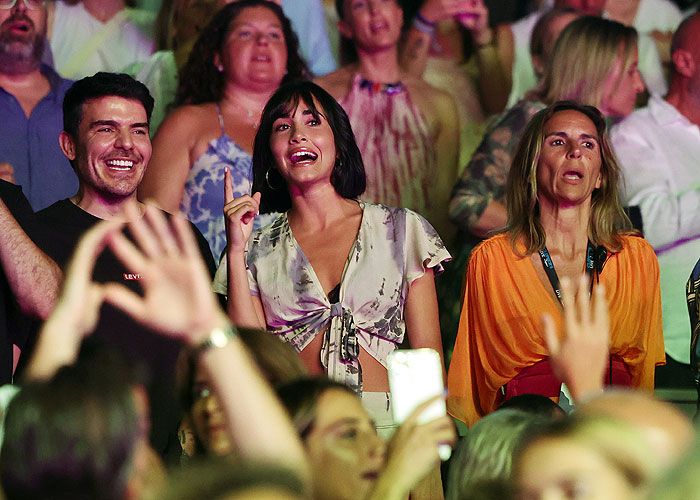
[224,98,262,130]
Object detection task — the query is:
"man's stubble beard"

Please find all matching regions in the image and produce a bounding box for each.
[0,23,45,76]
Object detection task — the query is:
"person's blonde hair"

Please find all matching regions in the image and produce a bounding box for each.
[533,16,638,108]
[515,415,659,492]
[446,409,548,500]
[505,101,633,255]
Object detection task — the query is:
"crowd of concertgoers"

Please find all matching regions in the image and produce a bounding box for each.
[3,0,700,498]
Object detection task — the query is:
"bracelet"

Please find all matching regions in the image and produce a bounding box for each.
[413,12,436,35]
[194,324,238,356]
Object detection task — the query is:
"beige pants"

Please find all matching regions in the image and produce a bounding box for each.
[361,391,397,440]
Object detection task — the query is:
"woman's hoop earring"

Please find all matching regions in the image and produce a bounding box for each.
[265,168,280,190]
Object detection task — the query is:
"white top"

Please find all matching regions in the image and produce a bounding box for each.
[615,0,682,34]
[50,2,155,80]
[612,96,700,363]
[213,202,450,393]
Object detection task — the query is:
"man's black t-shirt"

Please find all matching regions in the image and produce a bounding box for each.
[33,199,216,455]
[0,180,40,385]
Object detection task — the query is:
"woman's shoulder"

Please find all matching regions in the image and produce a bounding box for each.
[360,203,445,244]
[314,66,354,101]
[404,76,453,107]
[167,102,214,118]
[472,233,513,257]
[493,99,545,129]
[464,234,528,284]
[365,202,430,227]
[616,234,657,260]
[157,103,215,133]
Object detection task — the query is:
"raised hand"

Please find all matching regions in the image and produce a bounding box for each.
[419,0,475,23]
[454,0,491,45]
[370,396,456,499]
[25,219,123,380]
[104,203,225,343]
[542,275,610,403]
[223,167,260,254]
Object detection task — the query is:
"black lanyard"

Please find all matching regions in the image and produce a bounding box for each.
[538,242,613,384]
[538,242,596,305]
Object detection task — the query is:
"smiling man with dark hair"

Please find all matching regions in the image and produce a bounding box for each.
[29,72,215,456]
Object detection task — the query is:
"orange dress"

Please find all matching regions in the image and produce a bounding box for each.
[446,233,665,425]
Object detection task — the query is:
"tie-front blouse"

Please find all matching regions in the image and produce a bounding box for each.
[213,202,450,393]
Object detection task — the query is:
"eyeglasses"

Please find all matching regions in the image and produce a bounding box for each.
[0,0,46,10]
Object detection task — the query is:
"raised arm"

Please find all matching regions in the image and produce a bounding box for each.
[369,396,456,500]
[400,0,509,114]
[24,219,122,381]
[138,106,197,213]
[0,192,61,319]
[103,205,309,486]
[400,0,482,77]
[223,168,266,329]
[543,276,609,403]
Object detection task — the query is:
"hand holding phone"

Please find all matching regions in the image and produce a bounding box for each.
[388,348,452,460]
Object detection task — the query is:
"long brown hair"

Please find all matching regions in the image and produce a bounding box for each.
[505,101,633,255]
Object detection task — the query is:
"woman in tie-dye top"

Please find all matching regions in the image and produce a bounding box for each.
[314,0,459,243]
[214,81,449,434]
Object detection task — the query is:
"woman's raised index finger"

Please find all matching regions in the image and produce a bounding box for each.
[224,167,234,204]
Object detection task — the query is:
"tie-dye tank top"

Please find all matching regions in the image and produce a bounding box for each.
[341,75,436,215]
[181,104,273,259]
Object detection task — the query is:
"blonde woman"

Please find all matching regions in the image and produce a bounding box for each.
[450,15,644,241]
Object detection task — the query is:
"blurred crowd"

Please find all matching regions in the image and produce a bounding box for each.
[1,0,700,498]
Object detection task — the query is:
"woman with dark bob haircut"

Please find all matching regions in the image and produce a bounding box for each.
[251,79,366,214]
[141,0,309,259]
[447,101,664,426]
[214,81,450,435]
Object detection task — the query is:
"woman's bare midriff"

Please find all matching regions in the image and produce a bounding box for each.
[297,327,390,392]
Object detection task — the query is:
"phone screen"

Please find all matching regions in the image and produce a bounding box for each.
[387,348,451,460]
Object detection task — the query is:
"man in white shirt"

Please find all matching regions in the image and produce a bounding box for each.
[611,13,700,386]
